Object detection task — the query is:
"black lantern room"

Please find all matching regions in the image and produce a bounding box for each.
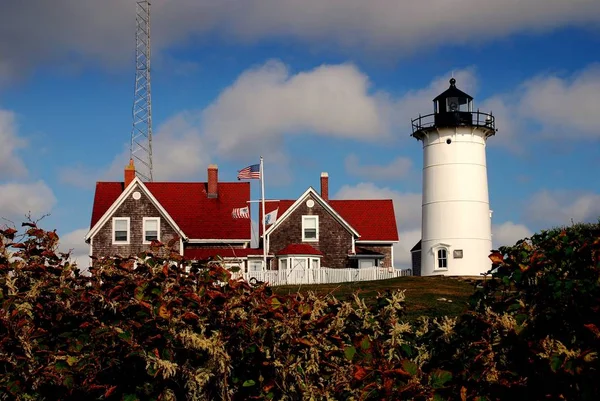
[411,78,496,139]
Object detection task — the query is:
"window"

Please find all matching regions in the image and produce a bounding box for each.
[279,258,288,270]
[437,249,448,269]
[249,260,263,272]
[112,217,130,244]
[302,215,319,241]
[143,217,160,244]
[311,258,320,269]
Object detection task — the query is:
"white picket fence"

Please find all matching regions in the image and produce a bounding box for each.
[231,267,412,286]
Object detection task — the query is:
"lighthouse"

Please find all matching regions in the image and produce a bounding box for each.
[411,78,496,277]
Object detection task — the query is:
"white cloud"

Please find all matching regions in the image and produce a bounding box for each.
[525,190,600,227]
[0,109,27,179]
[2,1,600,82]
[58,227,90,269]
[335,182,422,229]
[394,229,421,269]
[334,182,422,268]
[202,61,389,158]
[345,154,413,180]
[96,112,211,183]
[0,181,56,223]
[72,60,391,183]
[519,65,600,138]
[492,221,533,248]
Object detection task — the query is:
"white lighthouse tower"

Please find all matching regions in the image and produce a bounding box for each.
[411,78,497,277]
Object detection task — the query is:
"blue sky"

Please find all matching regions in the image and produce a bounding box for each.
[1,0,599,267]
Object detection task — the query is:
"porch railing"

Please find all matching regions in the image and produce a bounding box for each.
[231,267,412,286]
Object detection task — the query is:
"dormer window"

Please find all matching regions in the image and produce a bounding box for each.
[113,217,130,244]
[143,217,160,244]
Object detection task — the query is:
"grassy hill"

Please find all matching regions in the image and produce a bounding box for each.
[273,275,479,321]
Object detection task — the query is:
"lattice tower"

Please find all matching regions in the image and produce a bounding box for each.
[130,0,153,181]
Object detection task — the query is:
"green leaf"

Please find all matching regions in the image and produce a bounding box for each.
[401,343,413,357]
[430,369,452,389]
[401,360,418,376]
[270,297,282,310]
[360,337,370,350]
[243,380,256,387]
[344,346,356,361]
[118,330,132,342]
[63,375,74,389]
[55,360,69,372]
[123,394,139,401]
[432,393,445,401]
[550,356,563,372]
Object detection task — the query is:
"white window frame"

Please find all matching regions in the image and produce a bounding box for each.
[435,247,449,270]
[249,260,264,272]
[310,258,320,269]
[112,217,130,245]
[279,258,288,270]
[358,259,377,269]
[302,215,319,242]
[142,217,161,244]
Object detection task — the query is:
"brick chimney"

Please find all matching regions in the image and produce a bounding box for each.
[320,172,329,201]
[124,159,136,188]
[207,164,218,198]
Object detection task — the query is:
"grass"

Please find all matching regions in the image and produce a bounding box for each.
[273,276,480,322]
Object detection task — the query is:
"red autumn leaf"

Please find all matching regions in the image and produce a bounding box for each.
[383,368,411,377]
[3,228,17,237]
[489,251,504,265]
[353,365,368,381]
[162,263,169,276]
[584,323,600,338]
[104,386,117,397]
[182,312,199,321]
[206,290,226,300]
[139,301,152,310]
[383,377,394,393]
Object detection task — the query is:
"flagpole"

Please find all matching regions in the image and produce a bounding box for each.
[260,156,267,270]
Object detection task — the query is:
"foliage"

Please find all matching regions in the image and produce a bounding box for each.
[427,221,600,400]
[0,223,452,400]
[1,221,599,400]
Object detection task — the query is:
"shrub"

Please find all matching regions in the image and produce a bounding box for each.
[1,224,453,400]
[1,221,599,400]
[428,221,600,400]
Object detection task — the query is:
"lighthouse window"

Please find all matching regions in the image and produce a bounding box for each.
[437,249,448,269]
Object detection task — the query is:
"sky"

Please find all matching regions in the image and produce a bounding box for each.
[1,0,599,268]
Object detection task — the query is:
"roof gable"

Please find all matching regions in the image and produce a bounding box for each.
[85,177,185,242]
[87,179,251,241]
[262,197,398,242]
[264,187,359,238]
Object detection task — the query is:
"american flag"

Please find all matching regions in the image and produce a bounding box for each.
[237,163,260,180]
[231,206,250,219]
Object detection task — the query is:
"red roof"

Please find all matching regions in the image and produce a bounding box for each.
[184,247,266,260]
[90,181,251,240]
[276,243,323,256]
[262,197,398,241]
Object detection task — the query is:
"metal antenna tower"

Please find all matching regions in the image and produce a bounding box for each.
[130,0,153,181]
